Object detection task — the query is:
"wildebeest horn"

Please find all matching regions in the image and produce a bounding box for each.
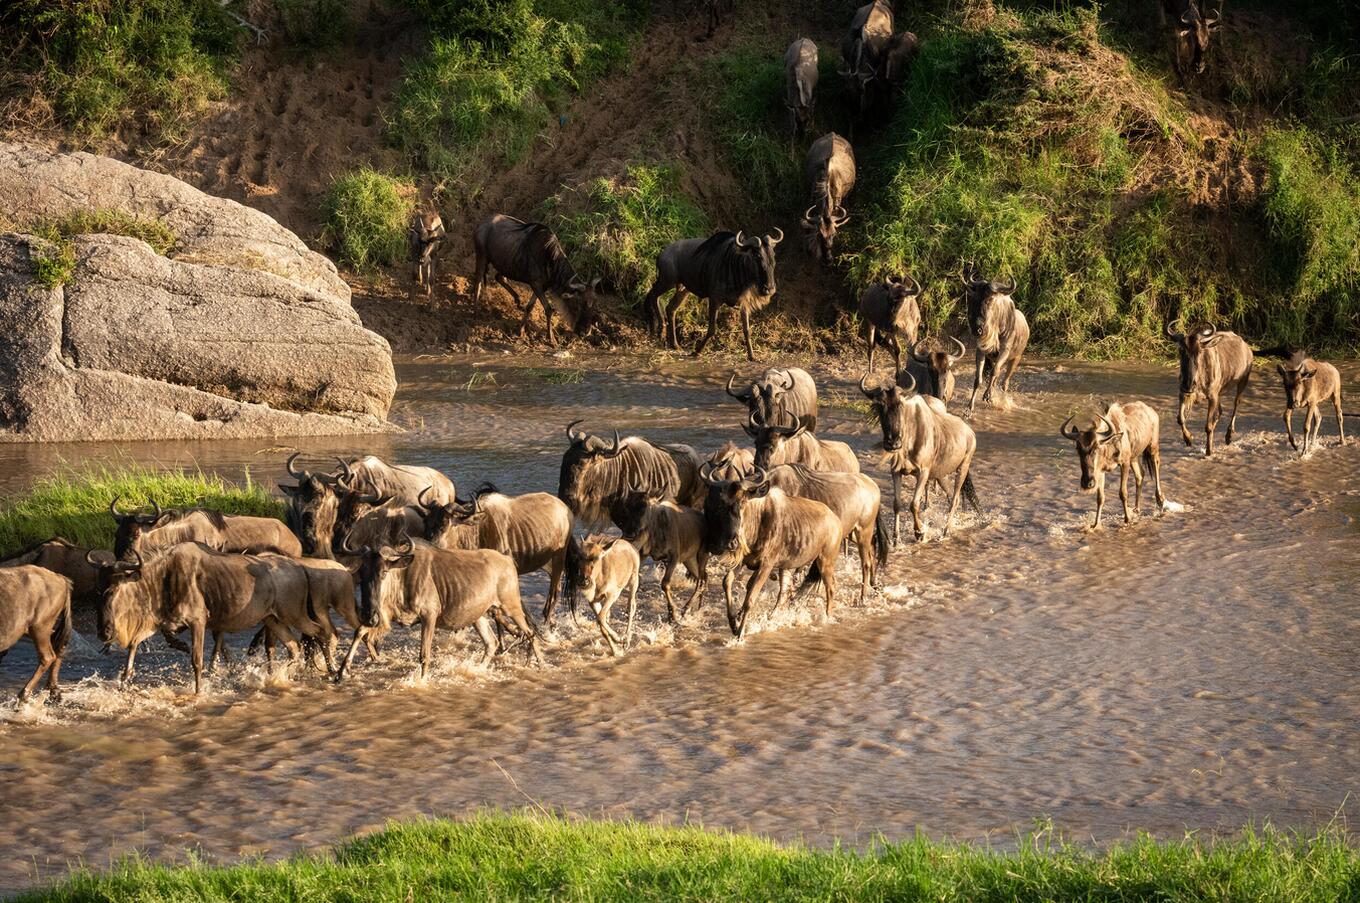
[1095,413,1117,440]
[1164,319,1184,343]
[741,466,769,492]
[1181,10,1194,25]
[774,370,794,390]
[909,340,931,364]
[726,372,752,401]
[109,496,129,520]
[86,549,109,568]
[899,370,918,395]
[947,335,966,362]
[802,205,819,226]
[601,429,624,458]
[334,457,354,484]
[735,230,750,248]
[416,486,435,513]
[140,498,162,524]
[1059,414,1081,441]
[770,411,801,436]
[742,410,760,438]
[566,419,588,443]
[1198,323,1217,339]
[357,491,384,506]
[904,274,921,295]
[394,536,415,556]
[768,227,783,246]
[994,275,1016,294]
[859,372,878,398]
[286,452,306,479]
[887,274,902,285]
[832,206,850,226]
[700,462,725,487]
[339,533,366,556]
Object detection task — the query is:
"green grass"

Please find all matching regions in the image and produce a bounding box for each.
[0,464,283,558]
[544,163,710,308]
[320,168,414,271]
[388,0,649,180]
[0,0,240,141]
[276,0,350,49]
[15,812,1360,901]
[6,209,177,288]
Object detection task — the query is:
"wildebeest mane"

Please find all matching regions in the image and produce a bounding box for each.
[571,439,681,527]
[1,535,76,564]
[687,232,762,306]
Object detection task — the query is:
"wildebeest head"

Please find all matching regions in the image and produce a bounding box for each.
[735,229,781,299]
[279,453,351,557]
[343,536,415,629]
[109,496,162,561]
[802,203,850,265]
[558,420,626,514]
[884,30,919,84]
[337,487,395,535]
[860,370,917,452]
[744,408,807,469]
[1276,351,1316,411]
[1175,1,1221,75]
[1060,412,1124,492]
[727,368,797,425]
[576,535,624,598]
[86,549,144,645]
[608,490,654,543]
[1165,321,1225,395]
[559,275,604,337]
[962,265,1017,352]
[700,463,770,556]
[910,335,966,402]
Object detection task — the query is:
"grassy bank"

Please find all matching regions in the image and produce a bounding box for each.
[15,812,1360,901]
[0,465,282,558]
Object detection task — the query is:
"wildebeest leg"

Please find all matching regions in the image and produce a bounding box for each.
[660,558,679,623]
[544,550,565,621]
[418,615,436,679]
[643,281,667,338]
[539,293,559,347]
[1178,392,1195,447]
[160,627,190,653]
[680,555,709,622]
[889,336,902,375]
[723,567,741,634]
[263,617,303,672]
[1225,374,1248,445]
[19,625,58,702]
[1334,389,1346,445]
[1146,447,1166,511]
[911,469,931,542]
[1306,402,1319,453]
[592,593,623,656]
[866,324,877,371]
[984,357,1001,404]
[741,565,776,640]
[1284,407,1298,450]
[624,573,640,651]
[1002,354,1021,397]
[666,287,689,349]
[891,472,905,545]
[739,306,756,362]
[337,628,367,681]
[474,616,498,665]
[121,643,139,687]
[190,621,206,695]
[1131,460,1144,515]
[1204,393,1222,456]
[967,351,986,414]
[943,460,969,539]
[1118,462,1132,524]
[855,522,873,603]
[820,551,839,619]
[692,298,721,357]
[472,248,489,304]
[1093,472,1106,528]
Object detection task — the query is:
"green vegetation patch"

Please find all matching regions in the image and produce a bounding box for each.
[7,208,176,288]
[544,163,709,307]
[389,0,648,179]
[0,464,282,558]
[0,0,240,141]
[321,168,415,271]
[16,812,1360,901]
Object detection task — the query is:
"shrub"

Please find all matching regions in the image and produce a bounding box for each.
[6,209,176,288]
[321,169,414,271]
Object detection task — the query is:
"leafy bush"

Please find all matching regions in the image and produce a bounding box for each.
[544,164,709,307]
[321,168,414,271]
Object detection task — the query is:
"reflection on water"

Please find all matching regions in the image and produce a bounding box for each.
[0,353,1358,892]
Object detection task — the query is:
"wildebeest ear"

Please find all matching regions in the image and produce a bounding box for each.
[1201,334,1225,348]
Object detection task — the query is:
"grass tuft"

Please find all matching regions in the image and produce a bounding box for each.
[6,209,176,288]
[320,168,415,271]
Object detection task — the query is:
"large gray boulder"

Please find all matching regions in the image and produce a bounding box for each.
[0,144,397,442]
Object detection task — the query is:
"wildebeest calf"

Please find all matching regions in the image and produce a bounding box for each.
[610,491,709,624]
[410,210,445,296]
[1165,321,1253,456]
[565,536,641,657]
[1060,402,1166,527]
[1277,352,1346,454]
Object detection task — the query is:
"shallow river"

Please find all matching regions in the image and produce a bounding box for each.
[1,353,1357,892]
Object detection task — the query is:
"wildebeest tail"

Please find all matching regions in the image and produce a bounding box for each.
[52,587,73,657]
[873,508,891,567]
[796,559,825,599]
[561,535,584,617]
[962,473,982,513]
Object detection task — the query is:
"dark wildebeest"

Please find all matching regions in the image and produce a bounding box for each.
[859,274,923,372]
[609,491,709,624]
[559,421,704,527]
[766,463,889,603]
[643,229,783,362]
[1165,321,1253,456]
[92,544,343,693]
[334,490,426,555]
[745,409,860,473]
[903,335,967,406]
[840,0,894,115]
[963,265,1030,414]
[472,213,599,347]
[725,367,819,433]
[563,535,640,656]
[2,537,97,612]
[1060,403,1166,528]
[0,566,72,702]
[884,30,920,85]
[1160,0,1221,77]
[410,210,445,296]
[338,538,543,680]
[1277,352,1346,454]
[861,371,980,543]
[279,454,350,559]
[111,497,302,561]
[420,484,573,625]
[785,38,819,138]
[701,464,843,640]
[802,132,856,265]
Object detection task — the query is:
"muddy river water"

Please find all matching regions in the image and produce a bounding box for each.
[1,353,1357,891]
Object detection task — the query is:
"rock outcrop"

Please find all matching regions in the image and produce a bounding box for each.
[0,143,397,442]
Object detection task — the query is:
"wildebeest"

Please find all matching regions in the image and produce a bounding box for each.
[279,454,349,558]
[1160,0,1221,76]
[861,371,980,543]
[92,544,341,693]
[111,497,302,561]
[1165,321,1253,456]
[559,421,704,526]
[1,537,97,611]
[1277,352,1346,453]
[410,210,445,296]
[472,213,599,347]
[785,38,819,138]
[609,491,709,623]
[643,229,783,361]
[420,484,573,625]
[564,535,640,656]
[859,274,922,372]
[334,491,426,553]
[725,367,819,433]
[336,455,457,509]
[766,463,888,603]
[802,133,855,265]
[339,538,543,680]
[884,30,920,85]
[705,441,756,481]
[903,335,967,406]
[745,409,860,473]
[840,0,894,114]
[1060,403,1166,527]
[701,465,843,639]
[0,565,72,702]
[963,265,1029,414]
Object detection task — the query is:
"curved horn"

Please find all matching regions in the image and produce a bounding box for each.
[904,274,921,295]
[734,230,749,248]
[1164,319,1184,343]
[832,206,850,226]
[741,466,770,492]
[1095,413,1117,439]
[1059,414,1082,441]
[997,275,1016,294]
[334,457,354,484]
[141,498,162,524]
[899,370,918,395]
[742,410,760,437]
[947,335,967,362]
[1181,10,1194,25]
[700,462,725,486]
[416,486,435,513]
[394,536,415,556]
[768,227,783,246]
[1198,323,1217,339]
[859,372,878,398]
[109,495,129,520]
[803,205,819,225]
[339,532,367,556]
[774,369,794,391]
[566,419,588,443]
[286,452,306,480]
[85,549,106,568]
[602,429,624,458]
[909,339,931,364]
[726,372,752,401]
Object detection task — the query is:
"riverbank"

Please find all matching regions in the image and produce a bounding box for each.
[13,812,1358,902]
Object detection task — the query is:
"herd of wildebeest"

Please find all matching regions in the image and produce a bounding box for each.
[0,0,1342,707]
